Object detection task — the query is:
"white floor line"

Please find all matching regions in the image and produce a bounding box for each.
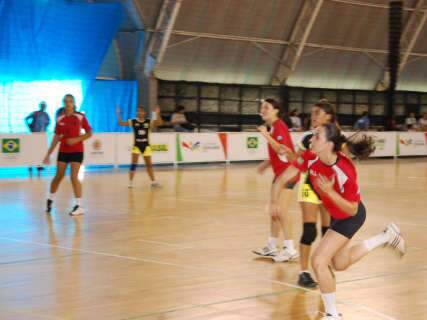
[0,236,398,320]
[137,239,193,249]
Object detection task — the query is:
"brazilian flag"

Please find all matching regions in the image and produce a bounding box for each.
[2,139,20,153]
[247,137,258,149]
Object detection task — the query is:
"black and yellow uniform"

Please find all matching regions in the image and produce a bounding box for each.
[297,131,322,204]
[129,118,153,157]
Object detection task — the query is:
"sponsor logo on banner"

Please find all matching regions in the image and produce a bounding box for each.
[182,141,220,152]
[182,141,200,151]
[2,139,20,153]
[371,135,385,150]
[246,137,259,149]
[90,139,104,155]
[151,144,169,152]
[399,138,424,146]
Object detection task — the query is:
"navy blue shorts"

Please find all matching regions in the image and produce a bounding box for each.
[330,202,366,239]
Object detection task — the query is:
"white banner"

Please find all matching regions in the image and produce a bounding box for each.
[367,132,396,157]
[177,133,226,163]
[398,132,427,156]
[227,132,268,161]
[0,133,48,166]
[116,133,176,164]
[84,133,116,165]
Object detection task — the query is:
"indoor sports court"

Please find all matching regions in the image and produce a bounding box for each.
[0,1,426,320]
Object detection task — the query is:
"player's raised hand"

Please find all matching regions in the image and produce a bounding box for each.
[317,174,335,195]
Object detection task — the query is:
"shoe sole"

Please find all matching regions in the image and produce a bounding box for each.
[298,281,318,289]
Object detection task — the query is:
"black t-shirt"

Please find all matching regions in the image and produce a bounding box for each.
[129,118,151,145]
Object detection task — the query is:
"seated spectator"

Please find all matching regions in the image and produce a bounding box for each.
[289,109,302,131]
[418,112,427,131]
[386,116,401,131]
[405,112,418,131]
[354,111,370,130]
[171,106,195,132]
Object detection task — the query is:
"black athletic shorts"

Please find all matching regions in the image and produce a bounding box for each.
[330,202,366,239]
[272,176,297,190]
[57,152,84,164]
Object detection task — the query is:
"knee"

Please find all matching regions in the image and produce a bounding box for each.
[70,174,79,184]
[53,173,64,182]
[311,254,328,272]
[331,259,347,271]
[300,223,317,246]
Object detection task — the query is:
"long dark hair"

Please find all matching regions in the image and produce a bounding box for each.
[323,123,375,159]
[264,98,283,118]
[315,98,337,124]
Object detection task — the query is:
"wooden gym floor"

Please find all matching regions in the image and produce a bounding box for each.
[0,158,426,320]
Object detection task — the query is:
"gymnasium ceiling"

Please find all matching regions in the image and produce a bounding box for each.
[115,0,427,91]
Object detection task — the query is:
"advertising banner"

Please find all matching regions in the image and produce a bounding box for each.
[177,133,226,163]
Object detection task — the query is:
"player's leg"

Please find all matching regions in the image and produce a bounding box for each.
[46,159,67,213]
[128,147,140,188]
[320,205,331,236]
[274,186,299,262]
[142,146,161,188]
[298,201,319,288]
[69,153,84,216]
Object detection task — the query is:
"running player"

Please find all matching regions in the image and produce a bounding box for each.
[116,105,162,188]
[271,123,406,320]
[253,98,299,261]
[43,94,92,216]
[295,99,337,288]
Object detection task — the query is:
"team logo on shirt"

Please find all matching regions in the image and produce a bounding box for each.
[277,135,283,141]
[2,139,20,153]
[297,156,304,165]
[246,137,259,149]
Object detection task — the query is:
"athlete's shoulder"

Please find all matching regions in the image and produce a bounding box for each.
[74,112,87,120]
[337,152,357,176]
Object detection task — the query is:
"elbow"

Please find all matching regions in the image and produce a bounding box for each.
[87,131,93,138]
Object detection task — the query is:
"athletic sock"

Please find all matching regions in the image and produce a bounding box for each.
[363,231,388,251]
[76,198,82,206]
[48,193,55,201]
[283,239,295,251]
[268,236,278,249]
[321,292,339,317]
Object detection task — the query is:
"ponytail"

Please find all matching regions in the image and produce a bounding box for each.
[323,123,375,160]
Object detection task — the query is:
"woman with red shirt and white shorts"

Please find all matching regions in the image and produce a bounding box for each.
[271,123,406,320]
[43,94,92,216]
[253,99,299,261]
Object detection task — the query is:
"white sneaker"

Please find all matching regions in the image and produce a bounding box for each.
[273,247,299,262]
[151,181,162,188]
[385,222,406,256]
[253,246,278,257]
[128,181,133,188]
[69,205,84,216]
[321,314,342,320]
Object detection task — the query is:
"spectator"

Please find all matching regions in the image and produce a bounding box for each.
[405,112,418,131]
[25,101,50,132]
[354,111,370,130]
[386,116,400,131]
[418,112,427,131]
[25,101,51,173]
[289,109,302,131]
[170,106,195,132]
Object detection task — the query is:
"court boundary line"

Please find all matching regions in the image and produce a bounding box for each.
[0,236,398,320]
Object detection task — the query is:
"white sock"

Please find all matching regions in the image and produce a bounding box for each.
[321,292,339,317]
[363,231,388,251]
[268,237,278,249]
[48,193,55,201]
[283,239,295,251]
[76,198,82,206]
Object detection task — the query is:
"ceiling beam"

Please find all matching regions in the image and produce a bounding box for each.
[376,0,427,90]
[160,29,427,58]
[271,0,324,85]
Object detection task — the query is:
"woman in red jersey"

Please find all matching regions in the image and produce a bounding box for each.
[43,94,92,216]
[271,123,406,320]
[252,99,298,262]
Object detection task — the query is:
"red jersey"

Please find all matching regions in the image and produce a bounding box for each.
[55,112,91,153]
[268,119,295,178]
[292,150,361,219]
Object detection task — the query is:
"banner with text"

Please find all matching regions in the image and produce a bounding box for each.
[0,133,47,166]
[177,133,226,163]
[398,132,427,156]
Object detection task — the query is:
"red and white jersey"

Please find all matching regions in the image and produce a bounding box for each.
[292,150,361,219]
[268,119,295,178]
[55,112,91,153]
